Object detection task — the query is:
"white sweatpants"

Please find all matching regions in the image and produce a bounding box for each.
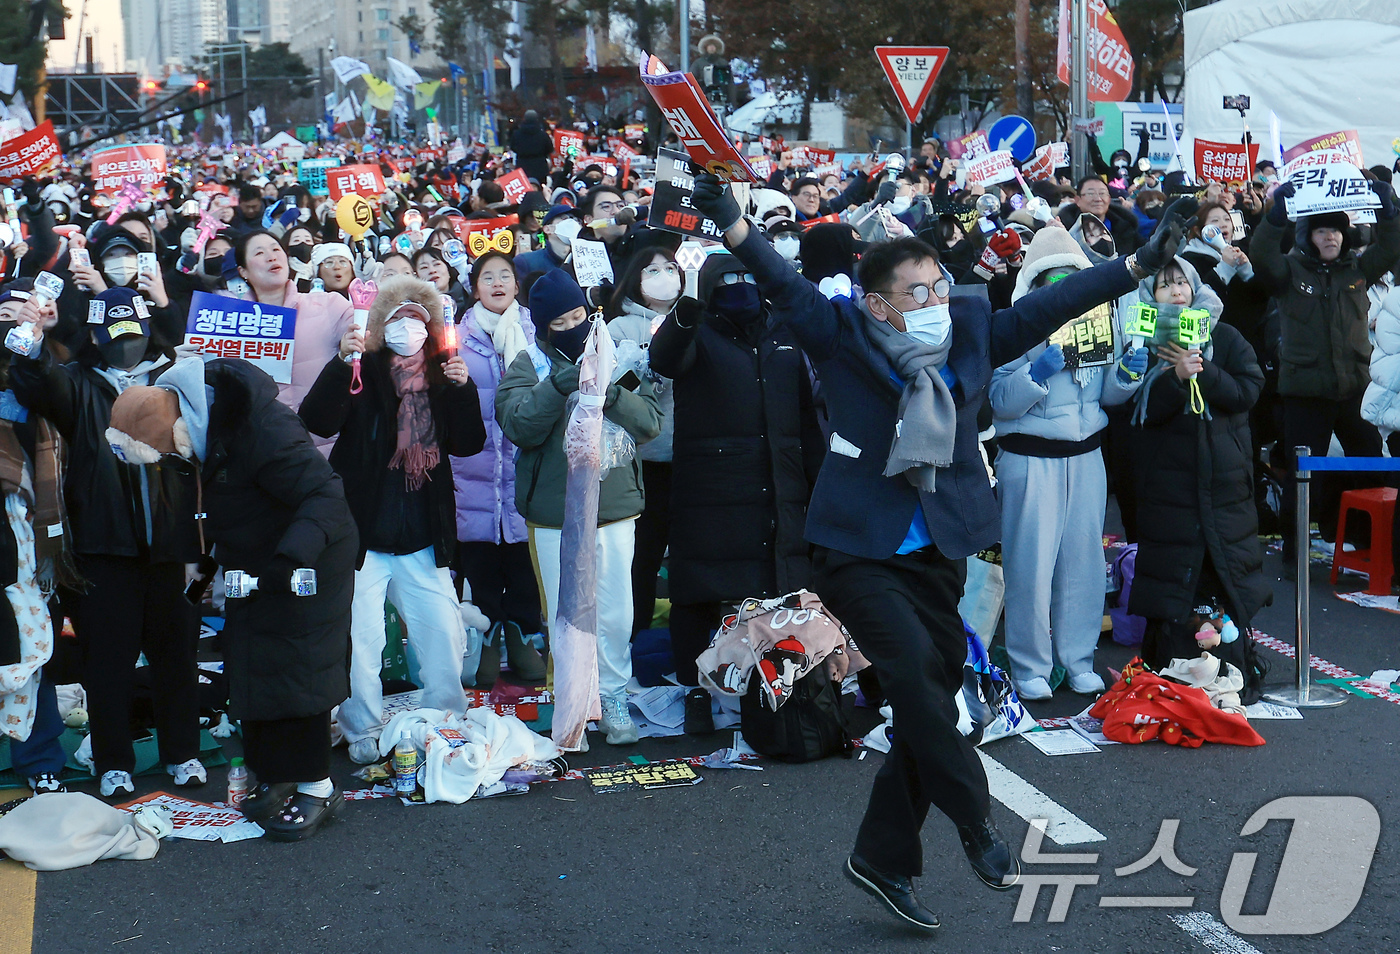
[338,547,468,744]
[998,449,1107,685]
[529,518,635,700]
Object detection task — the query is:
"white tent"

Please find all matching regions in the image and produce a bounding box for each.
[260,131,303,151]
[1184,0,1400,168]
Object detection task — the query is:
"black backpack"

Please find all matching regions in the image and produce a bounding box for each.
[740,665,854,763]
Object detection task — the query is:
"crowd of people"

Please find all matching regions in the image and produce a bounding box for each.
[0,111,1397,907]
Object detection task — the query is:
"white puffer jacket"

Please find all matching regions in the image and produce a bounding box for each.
[1362,287,1400,437]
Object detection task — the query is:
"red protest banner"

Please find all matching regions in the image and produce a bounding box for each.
[607,137,639,159]
[1056,0,1134,103]
[639,54,759,183]
[1023,142,1069,182]
[1193,140,1260,185]
[947,130,991,161]
[874,46,950,124]
[91,143,168,196]
[496,169,531,205]
[792,145,836,167]
[326,163,386,201]
[1282,129,1363,167]
[0,121,61,183]
[553,128,585,159]
[800,213,842,230]
[452,214,520,257]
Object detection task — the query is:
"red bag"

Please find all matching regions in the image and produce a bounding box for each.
[1089,659,1264,748]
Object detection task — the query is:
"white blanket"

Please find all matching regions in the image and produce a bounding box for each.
[377,707,562,804]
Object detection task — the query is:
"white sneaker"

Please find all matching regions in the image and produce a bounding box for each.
[29,773,66,794]
[100,770,135,798]
[348,738,381,764]
[1016,677,1053,701]
[166,759,207,787]
[1067,671,1106,695]
[598,695,639,745]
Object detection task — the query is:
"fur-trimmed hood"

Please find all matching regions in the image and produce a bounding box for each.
[1012,226,1093,303]
[363,273,447,354]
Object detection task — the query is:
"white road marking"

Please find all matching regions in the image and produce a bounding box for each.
[978,751,1106,845]
[1170,911,1268,954]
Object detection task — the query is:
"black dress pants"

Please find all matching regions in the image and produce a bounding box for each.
[1280,395,1383,558]
[455,540,543,633]
[241,711,332,784]
[631,461,672,635]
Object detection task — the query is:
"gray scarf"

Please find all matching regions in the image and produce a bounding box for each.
[863,306,957,492]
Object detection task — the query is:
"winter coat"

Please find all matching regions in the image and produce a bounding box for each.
[234,280,355,413]
[1058,201,1142,255]
[298,275,487,568]
[990,229,1142,450]
[452,302,538,545]
[1128,321,1271,626]
[1180,239,1275,372]
[8,351,200,562]
[1251,214,1400,398]
[510,121,554,183]
[514,244,567,282]
[495,340,661,530]
[1362,287,1400,436]
[198,358,359,722]
[648,292,824,605]
[608,300,675,462]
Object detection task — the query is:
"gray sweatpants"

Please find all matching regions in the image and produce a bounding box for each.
[997,449,1107,685]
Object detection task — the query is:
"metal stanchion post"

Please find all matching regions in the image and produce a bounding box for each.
[1264,447,1349,708]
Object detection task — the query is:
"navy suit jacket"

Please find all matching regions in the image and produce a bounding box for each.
[729,228,1138,561]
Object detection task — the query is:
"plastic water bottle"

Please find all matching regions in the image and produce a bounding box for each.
[311,277,325,293]
[393,739,419,796]
[226,757,248,807]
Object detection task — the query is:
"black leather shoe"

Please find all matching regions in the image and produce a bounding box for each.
[843,855,940,931]
[958,820,1021,890]
[684,687,715,735]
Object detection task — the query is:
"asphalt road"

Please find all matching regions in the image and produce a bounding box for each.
[26,547,1400,954]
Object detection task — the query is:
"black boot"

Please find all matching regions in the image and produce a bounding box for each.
[474,622,502,688]
[684,687,714,735]
[957,820,1021,890]
[843,855,940,931]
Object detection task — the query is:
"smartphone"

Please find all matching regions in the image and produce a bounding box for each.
[1228,210,1246,238]
[138,252,158,276]
[69,247,91,270]
[615,370,641,391]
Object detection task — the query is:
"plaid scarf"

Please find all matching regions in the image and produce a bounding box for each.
[387,349,439,491]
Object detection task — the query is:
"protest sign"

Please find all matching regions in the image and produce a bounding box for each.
[91,143,167,196]
[0,121,60,182]
[584,759,702,794]
[1283,129,1363,167]
[570,238,614,288]
[1023,142,1069,182]
[748,157,773,181]
[1193,140,1260,185]
[326,163,386,201]
[186,291,298,384]
[647,148,726,241]
[1072,117,1106,137]
[1282,156,1379,217]
[553,128,585,159]
[1048,302,1116,369]
[496,168,531,205]
[964,149,1018,188]
[791,145,835,168]
[117,792,263,843]
[874,46,950,124]
[1056,0,1134,102]
[639,54,759,183]
[607,136,639,159]
[947,130,991,161]
[453,214,519,258]
[297,157,340,197]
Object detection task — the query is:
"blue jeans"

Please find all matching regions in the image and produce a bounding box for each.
[9,673,66,778]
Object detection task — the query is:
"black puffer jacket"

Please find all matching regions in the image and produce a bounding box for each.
[510,121,554,183]
[1058,200,1142,255]
[650,279,824,605]
[1252,214,1400,398]
[199,359,358,722]
[1129,322,1271,625]
[8,351,200,562]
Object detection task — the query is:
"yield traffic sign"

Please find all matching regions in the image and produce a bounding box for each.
[874,46,951,125]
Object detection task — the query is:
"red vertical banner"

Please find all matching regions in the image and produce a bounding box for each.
[1056,0,1134,103]
[638,54,759,183]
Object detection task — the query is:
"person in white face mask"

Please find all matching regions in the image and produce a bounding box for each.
[513,205,585,280]
[605,243,683,645]
[299,274,486,766]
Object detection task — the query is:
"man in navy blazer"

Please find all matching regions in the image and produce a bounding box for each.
[690,172,1184,931]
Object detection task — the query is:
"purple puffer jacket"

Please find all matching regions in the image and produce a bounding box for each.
[451,303,536,544]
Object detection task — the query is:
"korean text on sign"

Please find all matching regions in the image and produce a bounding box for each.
[327,164,386,201]
[1048,302,1116,369]
[185,291,298,385]
[91,144,168,196]
[639,54,758,183]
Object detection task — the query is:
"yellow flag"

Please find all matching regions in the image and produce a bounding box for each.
[362,74,397,111]
[414,81,440,111]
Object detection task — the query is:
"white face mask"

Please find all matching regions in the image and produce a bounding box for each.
[384,317,428,356]
[640,271,681,304]
[900,302,951,348]
[104,255,139,286]
[552,217,582,245]
[889,195,913,215]
[773,234,801,261]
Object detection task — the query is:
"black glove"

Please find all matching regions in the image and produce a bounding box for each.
[1267,181,1295,226]
[1136,208,1186,274]
[260,556,298,594]
[1162,195,1199,223]
[551,363,581,395]
[20,177,42,207]
[690,172,742,231]
[874,180,899,206]
[1371,180,1398,220]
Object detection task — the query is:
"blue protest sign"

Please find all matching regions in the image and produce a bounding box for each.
[186,291,299,384]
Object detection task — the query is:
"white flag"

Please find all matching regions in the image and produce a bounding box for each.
[8,94,33,131]
[0,64,17,97]
[330,56,370,85]
[332,95,357,125]
[248,106,267,128]
[585,19,598,72]
[386,57,423,90]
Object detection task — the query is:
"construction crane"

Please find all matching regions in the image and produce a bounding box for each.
[72,0,89,70]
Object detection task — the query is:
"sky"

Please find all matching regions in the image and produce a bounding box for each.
[46,2,126,73]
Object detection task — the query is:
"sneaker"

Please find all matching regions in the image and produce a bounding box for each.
[348,738,381,765]
[598,695,639,745]
[167,759,207,787]
[29,773,66,794]
[1067,671,1105,695]
[1017,676,1053,701]
[684,687,715,735]
[100,770,135,798]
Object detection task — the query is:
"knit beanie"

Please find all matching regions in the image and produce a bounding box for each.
[527,268,586,331]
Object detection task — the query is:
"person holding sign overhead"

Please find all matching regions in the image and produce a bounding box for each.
[989,226,1150,701]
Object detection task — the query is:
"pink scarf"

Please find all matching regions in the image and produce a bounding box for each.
[387,349,439,490]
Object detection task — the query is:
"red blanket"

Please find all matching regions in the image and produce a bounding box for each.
[1088,659,1265,748]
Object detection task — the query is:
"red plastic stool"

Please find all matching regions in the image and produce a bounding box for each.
[1330,488,1397,595]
